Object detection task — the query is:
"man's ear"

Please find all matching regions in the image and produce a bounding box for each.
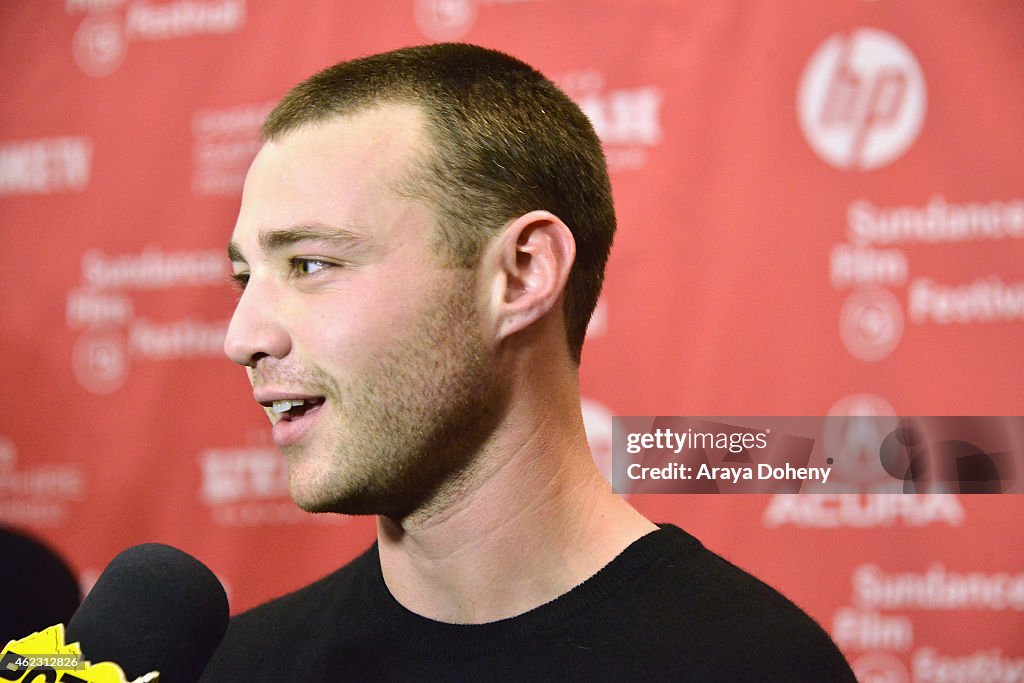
[482,210,576,344]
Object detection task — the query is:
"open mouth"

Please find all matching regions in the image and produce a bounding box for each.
[269,397,326,421]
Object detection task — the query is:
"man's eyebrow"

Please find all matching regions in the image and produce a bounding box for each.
[260,224,368,253]
[227,224,368,264]
[227,240,246,264]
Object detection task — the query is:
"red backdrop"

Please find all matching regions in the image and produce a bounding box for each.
[2,2,1022,680]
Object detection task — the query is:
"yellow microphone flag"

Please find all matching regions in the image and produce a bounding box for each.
[1,624,158,682]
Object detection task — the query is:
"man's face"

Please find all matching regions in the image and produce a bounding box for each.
[225,105,501,518]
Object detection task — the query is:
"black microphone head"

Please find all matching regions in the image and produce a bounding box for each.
[66,543,228,683]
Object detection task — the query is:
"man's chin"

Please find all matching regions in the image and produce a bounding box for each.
[289,489,349,514]
[288,485,382,516]
[291,497,340,514]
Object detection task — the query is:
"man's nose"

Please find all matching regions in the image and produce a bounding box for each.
[223,279,291,367]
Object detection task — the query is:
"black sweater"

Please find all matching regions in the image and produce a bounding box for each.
[200,524,855,681]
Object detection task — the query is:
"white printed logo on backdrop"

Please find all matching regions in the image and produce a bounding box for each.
[762,394,966,528]
[0,136,93,196]
[413,0,546,42]
[414,0,478,40]
[191,101,272,196]
[798,28,926,171]
[73,11,127,77]
[850,651,911,683]
[559,70,664,173]
[198,442,352,527]
[0,436,86,528]
[68,0,246,77]
[67,246,230,395]
[839,286,904,362]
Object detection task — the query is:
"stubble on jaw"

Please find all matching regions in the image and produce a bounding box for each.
[283,268,508,522]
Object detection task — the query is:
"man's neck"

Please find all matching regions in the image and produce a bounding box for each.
[375,414,656,624]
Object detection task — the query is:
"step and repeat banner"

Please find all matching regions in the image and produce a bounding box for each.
[2,1,1022,679]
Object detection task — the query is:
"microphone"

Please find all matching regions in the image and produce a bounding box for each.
[65,543,229,683]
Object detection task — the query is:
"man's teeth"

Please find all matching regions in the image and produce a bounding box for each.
[272,399,306,414]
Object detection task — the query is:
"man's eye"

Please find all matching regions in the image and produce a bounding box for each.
[291,258,331,277]
[231,272,250,290]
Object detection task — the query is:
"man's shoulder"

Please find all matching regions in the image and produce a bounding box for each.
[590,523,856,681]
[638,523,821,616]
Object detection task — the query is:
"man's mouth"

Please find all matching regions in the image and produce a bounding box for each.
[267,397,326,421]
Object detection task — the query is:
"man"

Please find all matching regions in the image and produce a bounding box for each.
[202,43,855,681]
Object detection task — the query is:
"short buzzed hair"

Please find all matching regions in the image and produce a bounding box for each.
[263,43,615,363]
